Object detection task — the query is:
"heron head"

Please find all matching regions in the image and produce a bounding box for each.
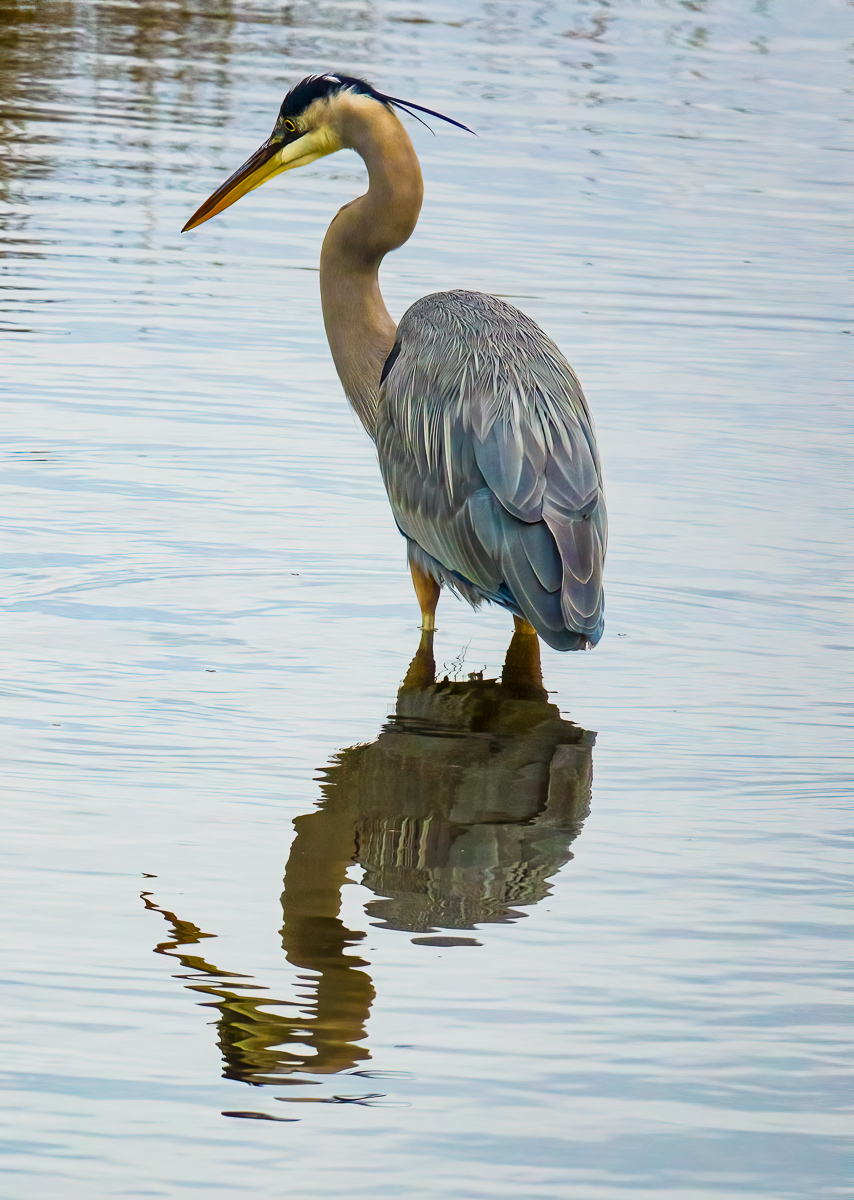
[181,73,471,232]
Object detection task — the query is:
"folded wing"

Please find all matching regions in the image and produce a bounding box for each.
[376,290,607,651]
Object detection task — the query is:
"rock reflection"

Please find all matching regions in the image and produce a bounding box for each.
[144,630,594,1085]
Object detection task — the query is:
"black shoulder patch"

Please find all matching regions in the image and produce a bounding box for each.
[380,341,401,386]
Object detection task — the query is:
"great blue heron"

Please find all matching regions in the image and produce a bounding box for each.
[183,74,606,652]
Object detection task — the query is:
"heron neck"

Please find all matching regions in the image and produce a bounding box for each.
[320,104,423,435]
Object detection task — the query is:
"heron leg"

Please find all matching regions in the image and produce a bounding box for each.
[409,560,440,632]
[501,616,547,700]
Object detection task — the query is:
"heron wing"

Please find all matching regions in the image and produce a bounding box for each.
[377,290,607,648]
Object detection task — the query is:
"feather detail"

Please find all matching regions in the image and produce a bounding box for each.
[378,290,606,650]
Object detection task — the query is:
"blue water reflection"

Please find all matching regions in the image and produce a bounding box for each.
[0,2,849,1198]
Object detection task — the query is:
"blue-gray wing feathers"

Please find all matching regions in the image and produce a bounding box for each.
[376,290,606,651]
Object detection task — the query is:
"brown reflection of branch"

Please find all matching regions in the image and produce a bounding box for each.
[143,628,595,1088]
[0,2,74,213]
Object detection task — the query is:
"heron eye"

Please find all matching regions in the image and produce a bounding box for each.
[284,119,296,133]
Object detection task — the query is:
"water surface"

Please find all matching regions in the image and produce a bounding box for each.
[0,2,850,1197]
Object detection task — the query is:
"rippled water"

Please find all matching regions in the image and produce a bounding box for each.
[1,2,850,1197]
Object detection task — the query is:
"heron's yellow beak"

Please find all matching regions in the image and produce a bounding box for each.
[182,126,341,232]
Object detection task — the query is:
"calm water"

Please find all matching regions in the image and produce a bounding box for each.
[1,2,850,1197]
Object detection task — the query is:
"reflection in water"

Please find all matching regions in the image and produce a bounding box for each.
[144,629,594,1086]
[0,0,845,1188]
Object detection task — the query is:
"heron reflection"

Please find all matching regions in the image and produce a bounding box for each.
[143,629,594,1086]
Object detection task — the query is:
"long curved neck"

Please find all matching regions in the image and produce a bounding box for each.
[320,99,423,435]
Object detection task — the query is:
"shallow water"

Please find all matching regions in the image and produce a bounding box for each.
[0,2,850,1197]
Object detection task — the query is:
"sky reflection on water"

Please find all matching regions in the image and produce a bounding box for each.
[0,1,850,1198]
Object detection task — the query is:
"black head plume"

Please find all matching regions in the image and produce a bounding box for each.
[279,73,474,135]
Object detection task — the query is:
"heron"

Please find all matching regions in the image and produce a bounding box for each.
[183,73,606,654]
